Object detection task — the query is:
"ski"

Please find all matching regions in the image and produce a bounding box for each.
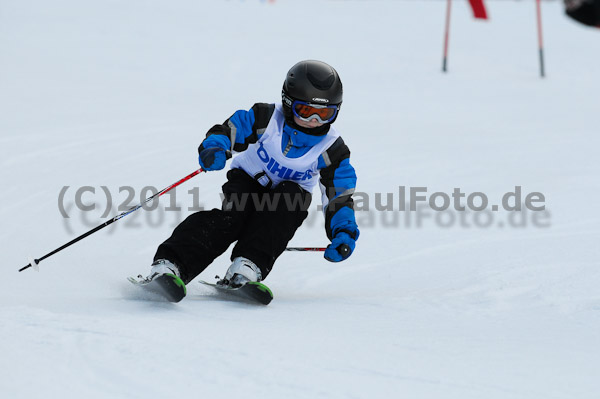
[128,273,186,303]
[199,280,273,305]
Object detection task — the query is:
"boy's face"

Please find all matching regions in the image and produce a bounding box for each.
[294,115,324,129]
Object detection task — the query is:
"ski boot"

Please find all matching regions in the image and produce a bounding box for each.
[220,257,262,288]
[129,259,186,302]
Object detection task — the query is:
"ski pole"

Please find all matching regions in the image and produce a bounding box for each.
[18,168,204,272]
[285,247,326,252]
[285,245,350,257]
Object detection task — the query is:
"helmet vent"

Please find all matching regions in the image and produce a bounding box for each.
[307,71,334,91]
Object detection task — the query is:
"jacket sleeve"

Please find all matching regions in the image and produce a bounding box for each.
[198,103,275,153]
[318,137,359,241]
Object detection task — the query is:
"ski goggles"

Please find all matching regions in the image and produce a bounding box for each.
[292,100,339,124]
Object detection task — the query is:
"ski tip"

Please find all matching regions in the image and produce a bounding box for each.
[244,282,273,305]
[199,280,273,305]
[165,273,187,296]
[247,281,274,298]
[127,274,186,303]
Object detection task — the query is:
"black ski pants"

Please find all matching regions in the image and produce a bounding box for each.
[154,168,311,284]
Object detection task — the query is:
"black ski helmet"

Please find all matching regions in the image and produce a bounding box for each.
[282,60,343,124]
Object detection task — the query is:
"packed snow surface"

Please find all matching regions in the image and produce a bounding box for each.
[1,1,599,398]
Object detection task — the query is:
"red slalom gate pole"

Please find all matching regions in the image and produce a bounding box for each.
[18,169,204,272]
[442,0,452,72]
[536,0,546,78]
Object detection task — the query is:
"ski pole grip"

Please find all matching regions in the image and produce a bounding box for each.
[337,244,350,258]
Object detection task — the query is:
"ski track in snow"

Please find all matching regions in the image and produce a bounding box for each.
[1,1,599,398]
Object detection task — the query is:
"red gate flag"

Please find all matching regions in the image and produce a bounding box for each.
[468,0,488,19]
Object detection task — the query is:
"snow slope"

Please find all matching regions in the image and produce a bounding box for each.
[1,1,599,398]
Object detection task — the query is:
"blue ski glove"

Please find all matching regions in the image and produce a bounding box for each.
[324,232,356,262]
[199,147,228,171]
[198,134,232,171]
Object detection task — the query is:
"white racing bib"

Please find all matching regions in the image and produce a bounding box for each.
[231,104,340,192]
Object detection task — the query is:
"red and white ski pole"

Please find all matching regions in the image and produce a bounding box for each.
[19,168,205,272]
[19,168,345,272]
[285,247,325,252]
[286,245,350,257]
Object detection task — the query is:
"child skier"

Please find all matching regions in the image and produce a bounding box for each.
[143,60,359,299]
